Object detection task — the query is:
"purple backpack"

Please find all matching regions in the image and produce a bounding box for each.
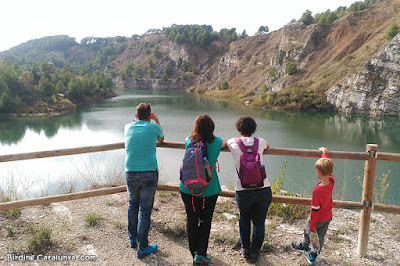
[235,138,266,188]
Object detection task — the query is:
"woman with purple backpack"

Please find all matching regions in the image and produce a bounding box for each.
[227,116,272,264]
[179,114,227,265]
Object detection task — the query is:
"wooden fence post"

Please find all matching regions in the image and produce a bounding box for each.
[357,144,378,257]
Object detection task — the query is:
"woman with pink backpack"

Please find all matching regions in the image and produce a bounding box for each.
[227,116,272,264]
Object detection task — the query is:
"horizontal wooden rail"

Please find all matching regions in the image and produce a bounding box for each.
[263,148,370,160]
[1,141,390,163]
[376,152,400,162]
[0,143,125,163]
[373,203,400,214]
[1,184,399,214]
[0,186,127,210]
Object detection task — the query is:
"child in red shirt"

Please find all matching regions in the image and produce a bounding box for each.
[292,147,335,265]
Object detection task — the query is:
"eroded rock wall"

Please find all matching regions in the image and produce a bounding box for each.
[327,34,400,116]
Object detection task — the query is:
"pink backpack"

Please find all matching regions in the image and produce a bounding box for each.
[235,138,266,188]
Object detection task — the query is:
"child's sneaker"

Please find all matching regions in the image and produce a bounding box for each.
[193,254,210,265]
[303,251,316,266]
[129,238,137,249]
[137,244,157,259]
[292,241,310,251]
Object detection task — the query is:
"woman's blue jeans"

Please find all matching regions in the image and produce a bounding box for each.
[235,187,272,255]
[126,170,158,250]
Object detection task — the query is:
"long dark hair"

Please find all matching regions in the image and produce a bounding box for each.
[189,114,216,143]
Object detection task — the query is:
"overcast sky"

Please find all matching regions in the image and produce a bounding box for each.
[0,0,358,52]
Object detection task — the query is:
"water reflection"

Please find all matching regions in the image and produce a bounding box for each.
[0,113,83,145]
[0,90,399,204]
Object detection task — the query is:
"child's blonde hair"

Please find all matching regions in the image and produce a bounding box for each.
[315,158,333,176]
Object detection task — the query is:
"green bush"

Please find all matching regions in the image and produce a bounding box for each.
[6,226,14,237]
[286,62,297,75]
[268,67,277,81]
[0,196,21,219]
[386,23,399,40]
[85,212,100,227]
[27,224,53,253]
[221,81,229,90]
[268,161,308,222]
[264,87,333,112]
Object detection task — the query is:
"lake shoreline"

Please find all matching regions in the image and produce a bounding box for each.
[0,89,398,205]
[0,91,117,118]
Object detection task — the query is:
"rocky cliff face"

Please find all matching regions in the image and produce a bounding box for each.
[99,1,400,116]
[202,22,326,93]
[326,34,400,116]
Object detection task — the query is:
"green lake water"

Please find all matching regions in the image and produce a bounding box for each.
[0,89,399,206]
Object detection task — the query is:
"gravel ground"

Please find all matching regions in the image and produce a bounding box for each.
[1,190,399,265]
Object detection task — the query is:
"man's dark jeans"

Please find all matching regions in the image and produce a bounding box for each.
[126,170,158,250]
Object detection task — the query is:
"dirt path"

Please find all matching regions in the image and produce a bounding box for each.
[1,190,399,265]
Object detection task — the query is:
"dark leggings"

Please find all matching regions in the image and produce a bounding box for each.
[181,192,218,258]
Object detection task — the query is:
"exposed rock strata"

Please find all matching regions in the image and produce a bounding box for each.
[327,34,400,116]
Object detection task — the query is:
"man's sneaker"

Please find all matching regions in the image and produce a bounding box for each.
[129,238,137,249]
[303,251,316,266]
[193,254,210,265]
[137,244,157,259]
[292,241,310,251]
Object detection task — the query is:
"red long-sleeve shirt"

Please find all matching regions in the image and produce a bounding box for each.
[309,152,335,231]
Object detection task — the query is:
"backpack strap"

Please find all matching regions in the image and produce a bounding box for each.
[213,159,219,172]
[251,138,259,152]
[190,188,206,212]
[235,138,246,152]
[191,140,208,158]
[235,137,259,153]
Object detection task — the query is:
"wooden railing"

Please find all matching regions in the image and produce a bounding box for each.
[1,141,400,257]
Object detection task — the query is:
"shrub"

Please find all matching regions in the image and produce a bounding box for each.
[155,218,186,239]
[264,87,333,112]
[268,161,308,222]
[268,67,277,81]
[212,232,239,245]
[221,81,229,90]
[374,170,390,204]
[286,62,297,75]
[386,23,399,40]
[6,226,14,237]
[85,212,100,227]
[0,196,21,219]
[27,224,53,253]
[259,83,268,100]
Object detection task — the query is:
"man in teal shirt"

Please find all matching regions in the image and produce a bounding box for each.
[125,103,164,258]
